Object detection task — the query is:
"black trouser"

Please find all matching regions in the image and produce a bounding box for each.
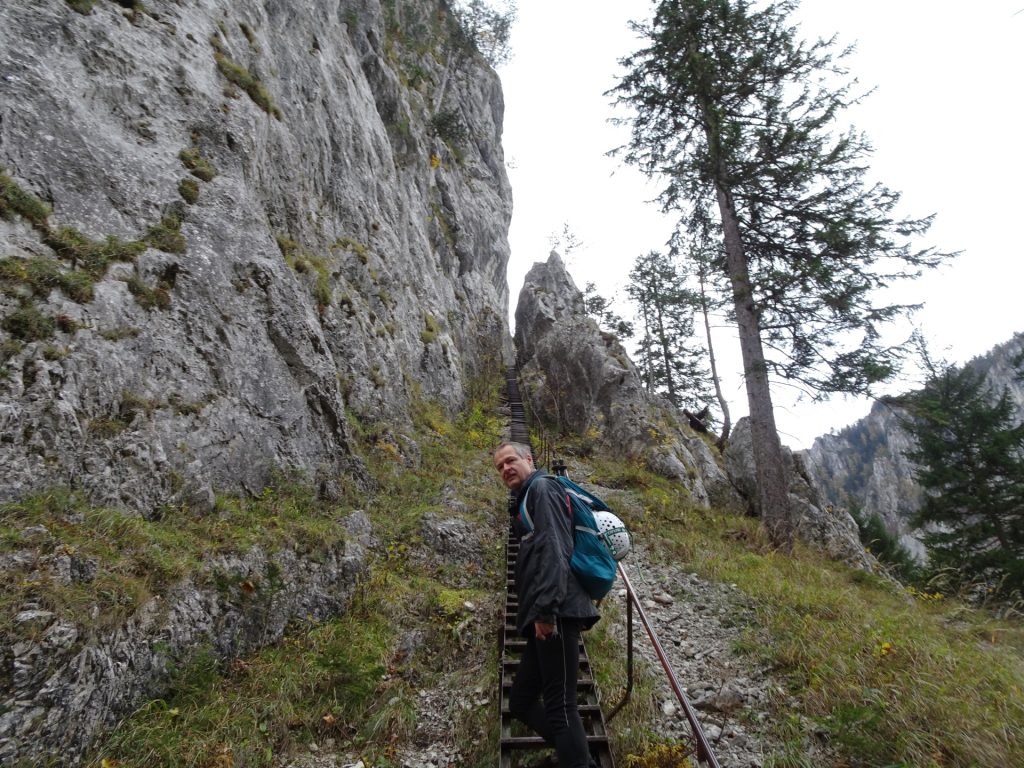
[508,619,593,768]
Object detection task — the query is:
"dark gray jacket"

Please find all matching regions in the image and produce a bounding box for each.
[511,470,600,636]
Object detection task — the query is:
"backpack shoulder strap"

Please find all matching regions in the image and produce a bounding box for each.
[518,474,570,532]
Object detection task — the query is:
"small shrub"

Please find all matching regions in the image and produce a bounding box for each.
[0,170,51,229]
[169,394,205,416]
[1,338,23,361]
[624,742,694,768]
[120,391,160,420]
[55,313,83,333]
[2,303,55,341]
[178,178,200,204]
[278,237,332,310]
[370,365,386,388]
[144,214,186,254]
[429,108,468,146]
[87,417,129,438]
[1,257,96,303]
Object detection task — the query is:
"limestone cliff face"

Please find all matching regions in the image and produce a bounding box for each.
[0,0,512,513]
[806,333,1024,558]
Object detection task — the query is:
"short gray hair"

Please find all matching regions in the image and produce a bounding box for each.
[494,440,531,459]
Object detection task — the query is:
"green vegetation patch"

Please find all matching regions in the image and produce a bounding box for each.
[0,170,52,228]
[211,37,283,119]
[143,214,186,254]
[420,313,440,344]
[78,375,510,767]
[1,302,56,341]
[43,226,146,276]
[178,178,200,205]
[0,256,95,303]
[65,0,97,14]
[0,477,355,647]
[178,148,218,182]
[598,458,1024,768]
[332,235,369,265]
[277,236,333,311]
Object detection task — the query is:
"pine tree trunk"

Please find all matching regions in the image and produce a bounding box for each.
[655,300,678,407]
[716,184,793,550]
[698,270,731,446]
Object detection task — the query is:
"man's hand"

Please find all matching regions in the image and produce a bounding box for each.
[534,621,557,640]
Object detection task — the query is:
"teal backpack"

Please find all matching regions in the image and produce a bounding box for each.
[518,470,624,601]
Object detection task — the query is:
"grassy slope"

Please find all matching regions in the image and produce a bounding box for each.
[3,385,1022,768]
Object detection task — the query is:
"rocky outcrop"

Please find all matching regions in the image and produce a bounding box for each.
[806,333,1024,558]
[0,511,373,766]
[514,252,741,510]
[724,418,872,568]
[0,0,512,513]
[514,252,870,565]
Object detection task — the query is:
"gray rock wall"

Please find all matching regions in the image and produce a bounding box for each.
[0,0,512,513]
[806,333,1024,559]
[0,510,373,766]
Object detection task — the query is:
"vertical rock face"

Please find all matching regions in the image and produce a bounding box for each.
[0,0,512,512]
[805,333,1024,558]
[514,252,740,509]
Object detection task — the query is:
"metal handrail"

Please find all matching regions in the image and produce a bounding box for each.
[605,563,722,768]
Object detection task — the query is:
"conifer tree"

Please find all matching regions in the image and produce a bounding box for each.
[671,226,733,443]
[901,357,1024,595]
[610,0,948,547]
[626,250,711,412]
[582,282,634,342]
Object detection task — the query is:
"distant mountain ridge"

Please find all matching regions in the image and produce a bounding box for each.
[805,333,1024,558]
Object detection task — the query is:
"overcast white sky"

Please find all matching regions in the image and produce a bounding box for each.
[499,0,1024,450]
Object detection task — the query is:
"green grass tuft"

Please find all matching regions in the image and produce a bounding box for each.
[177,178,200,204]
[0,255,96,302]
[43,226,145,276]
[125,275,172,311]
[2,302,56,341]
[143,214,186,254]
[211,40,282,120]
[65,0,96,14]
[178,148,219,182]
[333,235,369,264]
[0,170,52,228]
[420,313,440,344]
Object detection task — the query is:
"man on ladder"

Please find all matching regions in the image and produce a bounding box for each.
[494,441,600,768]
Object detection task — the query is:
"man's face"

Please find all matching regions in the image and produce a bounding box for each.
[494,445,534,491]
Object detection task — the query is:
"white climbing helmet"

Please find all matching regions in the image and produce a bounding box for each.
[593,510,631,561]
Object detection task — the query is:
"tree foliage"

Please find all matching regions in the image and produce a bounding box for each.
[450,0,517,68]
[582,282,634,342]
[609,0,949,547]
[899,355,1024,595]
[626,250,711,411]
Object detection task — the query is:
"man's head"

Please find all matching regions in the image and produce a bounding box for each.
[494,441,535,491]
